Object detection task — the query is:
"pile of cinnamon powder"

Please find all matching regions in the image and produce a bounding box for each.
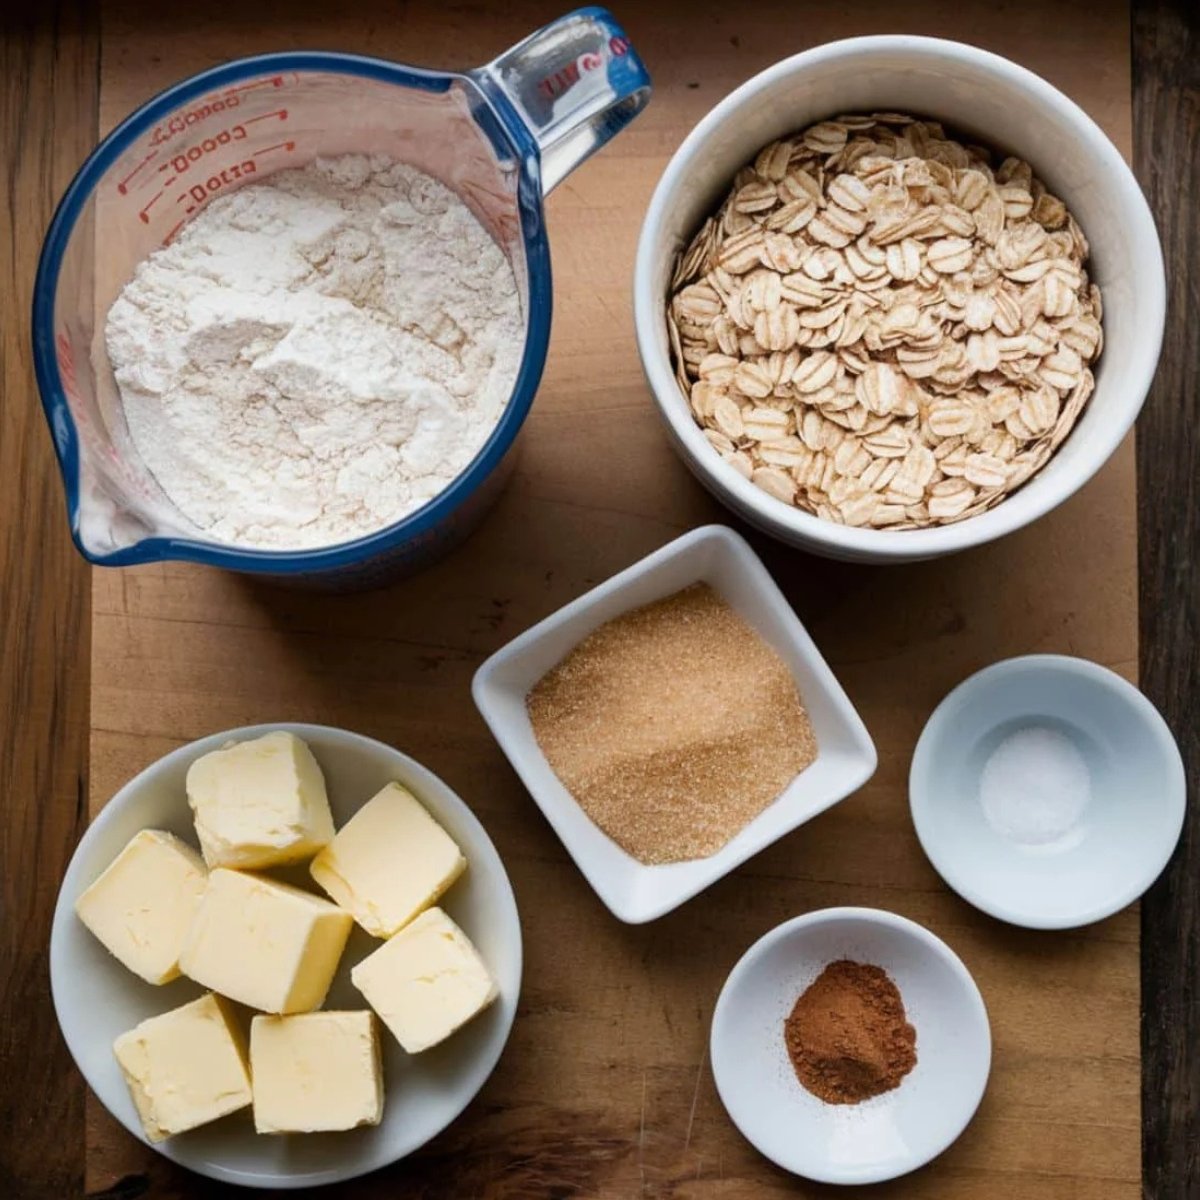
[784,960,917,1104]
[526,583,817,864]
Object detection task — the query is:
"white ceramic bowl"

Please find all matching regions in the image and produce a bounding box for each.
[50,724,522,1189]
[472,525,876,923]
[711,908,991,1184]
[634,36,1165,563]
[910,656,1186,929]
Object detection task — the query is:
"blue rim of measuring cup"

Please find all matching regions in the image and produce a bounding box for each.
[31,51,551,573]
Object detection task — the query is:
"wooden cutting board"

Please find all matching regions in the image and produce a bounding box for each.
[87,0,1138,1195]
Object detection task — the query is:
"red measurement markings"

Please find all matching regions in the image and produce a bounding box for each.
[242,108,288,126]
[252,141,295,159]
[536,35,630,100]
[55,330,120,466]
[148,75,295,147]
[163,219,186,246]
[151,111,288,189]
[148,94,241,148]
[538,60,581,100]
[116,150,158,195]
[138,189,164,224]
[177,160,258,214]
[55,332,90,434]
[56,331,80,402]
[57,328,156,488]
[222,75,285,97]
[156,124,251,183]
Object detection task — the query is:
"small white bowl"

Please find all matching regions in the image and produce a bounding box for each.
[472,525,876,923]
[634,36,1165,563]
[910,656,1185,929]
[50,724,522,1189]
[711,908,991,1184]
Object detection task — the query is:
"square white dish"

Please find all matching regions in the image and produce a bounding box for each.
[472,524,877,923]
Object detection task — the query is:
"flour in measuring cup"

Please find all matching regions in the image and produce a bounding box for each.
[105,154,523,550]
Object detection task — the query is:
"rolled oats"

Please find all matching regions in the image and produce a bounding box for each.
[667,112,1102,529]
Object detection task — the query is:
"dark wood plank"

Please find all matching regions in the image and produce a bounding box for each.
[0,5,97,1198]
[1134,2,1200,1197]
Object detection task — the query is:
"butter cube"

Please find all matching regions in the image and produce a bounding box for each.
[75,829,207,985]
[114,993,251,1142]
[311,782,466,937]
[351,907,497,1053]
[250,1011,383,1134]
[186,731,334,869]
[180,868,352,1014]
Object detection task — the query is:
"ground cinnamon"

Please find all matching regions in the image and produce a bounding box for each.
[783,960,917,1104]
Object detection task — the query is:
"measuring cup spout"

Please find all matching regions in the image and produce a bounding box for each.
[474,7,652,194]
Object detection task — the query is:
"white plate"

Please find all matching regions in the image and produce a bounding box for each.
[711,908,990,1185]
[50,723,522,1189]
[472,525,877,923]
[910,655,1186,929]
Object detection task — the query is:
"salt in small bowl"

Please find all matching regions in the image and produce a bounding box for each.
[910,655,1186,930]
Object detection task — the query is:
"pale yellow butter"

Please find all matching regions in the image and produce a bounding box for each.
[250,1011,383,1134]
[180,868,352,1014]
[310,782,466,938]
[351,907,497,1053]
[186,731,334,869]
[75,829,206,985]
[114,993,251,1142]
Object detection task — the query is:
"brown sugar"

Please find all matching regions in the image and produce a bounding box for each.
[783,960,917,1105]
[526,583,818,865]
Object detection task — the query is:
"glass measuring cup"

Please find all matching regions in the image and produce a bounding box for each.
[32,7,650,583]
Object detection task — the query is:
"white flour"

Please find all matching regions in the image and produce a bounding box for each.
[106,154,523,550]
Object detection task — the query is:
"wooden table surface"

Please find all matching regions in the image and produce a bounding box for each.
[2,2,1196,1198]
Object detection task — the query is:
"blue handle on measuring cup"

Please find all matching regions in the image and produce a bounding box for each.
[475,7,651,194]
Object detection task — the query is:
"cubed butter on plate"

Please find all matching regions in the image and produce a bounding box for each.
[114,993,251,1142]
[180,868,353,1014]
[74,829,206,985]
[311,782,466,938]
[351,907,497,1053]
[186,730,335,869]
[250,1011,383,1134]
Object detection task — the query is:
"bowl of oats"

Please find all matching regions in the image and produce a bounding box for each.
[634,36,1164,562]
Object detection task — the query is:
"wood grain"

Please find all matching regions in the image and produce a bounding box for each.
[70,0,1149,1196]
[1133,2,1200,1196]
[0,5,97,1199]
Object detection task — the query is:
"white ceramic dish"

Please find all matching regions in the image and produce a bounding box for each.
[910,656,1186,929]
[50,723,522,1189]
[711,908,991,1184]
[472,524,876,923]
[634,36,1165,563]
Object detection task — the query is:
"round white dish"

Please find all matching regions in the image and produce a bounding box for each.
[50,723,522,1189]
[910,655,1185,929]
[710,908,990,1184]
[634,35,1165,563]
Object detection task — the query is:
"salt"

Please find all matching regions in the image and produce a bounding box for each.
[978,725,1091,845]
